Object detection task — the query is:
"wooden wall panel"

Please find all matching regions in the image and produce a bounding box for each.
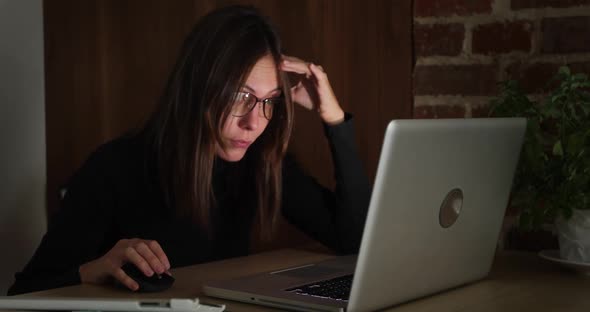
[44,1,413,246]
[44,0,108,220]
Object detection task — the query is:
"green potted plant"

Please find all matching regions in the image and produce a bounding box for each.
[489,66,590,263]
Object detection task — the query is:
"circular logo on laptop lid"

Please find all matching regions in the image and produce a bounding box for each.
[439,188,463,228]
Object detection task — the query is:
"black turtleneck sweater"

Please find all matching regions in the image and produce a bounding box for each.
[8,116,370,295]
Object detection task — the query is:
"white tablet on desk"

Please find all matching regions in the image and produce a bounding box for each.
[0,297,224,312]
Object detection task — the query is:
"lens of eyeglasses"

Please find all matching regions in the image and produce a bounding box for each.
[262,98,279,119]
[231,92,253,117]
[231,92,281,120]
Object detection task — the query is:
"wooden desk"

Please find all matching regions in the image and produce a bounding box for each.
[20,248,590,311]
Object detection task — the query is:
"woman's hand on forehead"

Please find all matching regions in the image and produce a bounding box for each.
[280,55,345,125]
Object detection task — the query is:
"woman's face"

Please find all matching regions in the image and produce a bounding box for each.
[216,54,281,162]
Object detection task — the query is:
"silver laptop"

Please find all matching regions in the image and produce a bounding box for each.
[203,118,526,312]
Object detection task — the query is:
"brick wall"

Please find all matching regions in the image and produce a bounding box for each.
[413,0,590,118]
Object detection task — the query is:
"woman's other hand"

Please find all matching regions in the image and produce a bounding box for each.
[280,55,345,125]
[79,238,171,291]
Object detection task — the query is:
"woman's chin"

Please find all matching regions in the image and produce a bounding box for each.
[216,148,247,162]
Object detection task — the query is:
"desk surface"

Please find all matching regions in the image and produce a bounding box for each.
[20,248,590,312]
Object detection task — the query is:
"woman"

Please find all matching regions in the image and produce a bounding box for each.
[8,5,370,295]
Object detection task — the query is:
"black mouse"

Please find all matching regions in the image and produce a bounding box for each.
[120,263,175,292]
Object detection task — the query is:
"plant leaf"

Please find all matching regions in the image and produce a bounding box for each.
[552,140,564,157]
[558,66,571,76]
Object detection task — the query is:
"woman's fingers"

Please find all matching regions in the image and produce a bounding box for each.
[115,239,170,291]
[112,267,139,291]
[147,240,171,271]
[304,63,343,124]
[79,238,172,289]
[281,57,327,90]
[281,54,306,66]
[291,82,314,110]
[281,54,301,62]
[309,63,339,102]
[135,243,163,274]
[309,63,325,78]
[134,241,167,274]
[280,56,312,77]
[119,239,170,274]
[308,63,330,90]
[124,246,154,276]
[282,55,331,112]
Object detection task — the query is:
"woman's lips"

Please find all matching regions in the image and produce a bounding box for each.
[230,139,252,148]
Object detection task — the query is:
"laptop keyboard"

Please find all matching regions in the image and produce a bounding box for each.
[285,274,353,301]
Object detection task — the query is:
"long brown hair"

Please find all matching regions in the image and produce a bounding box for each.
[142,5,293,240]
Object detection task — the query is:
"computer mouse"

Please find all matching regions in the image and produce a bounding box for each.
[120,263,175,292]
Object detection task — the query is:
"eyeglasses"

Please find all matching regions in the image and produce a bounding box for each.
[231,91,282,120]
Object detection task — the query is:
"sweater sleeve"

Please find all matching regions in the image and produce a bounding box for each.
[281,114,371,254]
[7,146,117,295]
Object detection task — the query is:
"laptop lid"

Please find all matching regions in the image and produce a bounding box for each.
[347,117,525,311]
[203,118,526,312]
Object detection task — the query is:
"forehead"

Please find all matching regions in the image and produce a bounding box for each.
[244,55,279,95]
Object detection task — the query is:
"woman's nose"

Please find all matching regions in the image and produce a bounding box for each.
[238,104,261,130]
